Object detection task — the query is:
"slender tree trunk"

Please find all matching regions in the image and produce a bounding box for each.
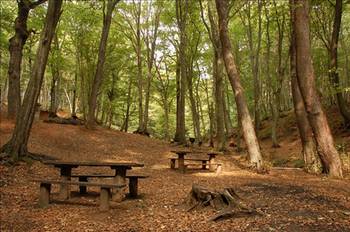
[207,3,225,150]
[86,0,119,129]
[7,0,47,119]
[139,5,161,134]
[290,0,321,173]
[188,71,201,143]
[216,0,263,170]
[243,1,262,133]
[329,0,350,125]
[49,34,60,118]
[293,0,343,177]
[222,86,233,136]
[0,0,62,160]
[123,74,133,132]
[213,51,226,150]
[174,0,188,144]
[71,71,78,117]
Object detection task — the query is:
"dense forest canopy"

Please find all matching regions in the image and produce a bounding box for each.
[0,0,349,176]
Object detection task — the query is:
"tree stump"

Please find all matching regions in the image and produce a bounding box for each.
[185,184,262,221]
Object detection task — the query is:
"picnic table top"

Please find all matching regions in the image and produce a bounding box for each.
[170,150,222,155]
[43,160,144,168]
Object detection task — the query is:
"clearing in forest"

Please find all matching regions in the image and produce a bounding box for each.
[0,119,349,231]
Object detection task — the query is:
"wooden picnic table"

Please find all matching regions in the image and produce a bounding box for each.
[43,160,144,201]
[170,150,222,172]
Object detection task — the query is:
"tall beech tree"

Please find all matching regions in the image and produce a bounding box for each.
[293,0,343,177]
[174,0,188,144]
[0,0,62,160]
[312,0,350,125]
[199,0,226,151]
[215,0,263,170]
[7,0,47,119]
[329,0,350,125]
[290,0,321,174]
[86,0,120,129]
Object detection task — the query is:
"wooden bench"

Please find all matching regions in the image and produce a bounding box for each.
[33,179,126,211]
[169,158,222,172]
[170,158,209,170]
[71,174,149,198]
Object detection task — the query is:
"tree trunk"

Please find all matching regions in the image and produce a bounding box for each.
[293,0,343,177]
[216,0,263,170]
[7,0,47,119]
[207,3,225,151]
[49,34,60,118]
[329,0,350,125]
[188,66,201,144]
[174,0,188,144]
[86,0,119,129]
[71,71,78,117]
[243,1,262,133]
[122,74,133,132]
[0,0,62,161]
[290,0,322,173]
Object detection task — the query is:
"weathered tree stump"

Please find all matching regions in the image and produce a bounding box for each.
[185,184,262,221]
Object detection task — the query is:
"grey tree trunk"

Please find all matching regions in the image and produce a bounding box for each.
[49,34,60,118]
[7,0,47,119]
[329,0,350,125]
[0,0,62,160]
[216,0,263,170]
[290,0,322,173]
[293,0,343,177]
[86,0,119,129]
[174,0,188,144]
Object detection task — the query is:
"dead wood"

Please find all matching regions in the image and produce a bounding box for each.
[43,116,83,125]
[186,184,262,221]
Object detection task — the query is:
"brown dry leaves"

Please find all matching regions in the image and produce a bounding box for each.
[0,119,350,231]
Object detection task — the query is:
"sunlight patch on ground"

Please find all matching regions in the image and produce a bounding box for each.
[150,164,168,169]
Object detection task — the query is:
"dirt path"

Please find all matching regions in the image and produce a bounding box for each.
[1,120,350,231]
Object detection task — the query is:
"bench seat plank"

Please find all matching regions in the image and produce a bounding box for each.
[33,179,125,188]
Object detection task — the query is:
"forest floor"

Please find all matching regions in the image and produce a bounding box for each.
[1,108,350,232]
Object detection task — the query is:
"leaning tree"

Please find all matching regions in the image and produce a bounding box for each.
[7,0,47,119]
[0,0,63,161]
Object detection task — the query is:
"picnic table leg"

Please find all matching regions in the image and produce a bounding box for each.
[128,177,138,198]
[208,154,216,172]
[59,167,71,199]
[112,167,127,202]
[178,153,185,173]
[202,160,207,170]
[78,176,88,194]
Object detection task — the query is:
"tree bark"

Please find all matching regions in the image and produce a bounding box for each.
[49,34,60,118]
[138,4,161,134]
[290,0,322,173]
[7,0,47,119]
[293,0,343,177]
[202,1,225,150]
[86,0,119,129]
[216,0,263,170]
[71,71,78,117]
[188,64,201,144]
[174,0,188,144]
[329,0,350,125]
[0,0,62,161]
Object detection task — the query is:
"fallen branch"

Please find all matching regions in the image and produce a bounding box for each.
[43,116,83,125]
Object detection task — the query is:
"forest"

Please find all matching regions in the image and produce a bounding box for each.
[0,0,350,231]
